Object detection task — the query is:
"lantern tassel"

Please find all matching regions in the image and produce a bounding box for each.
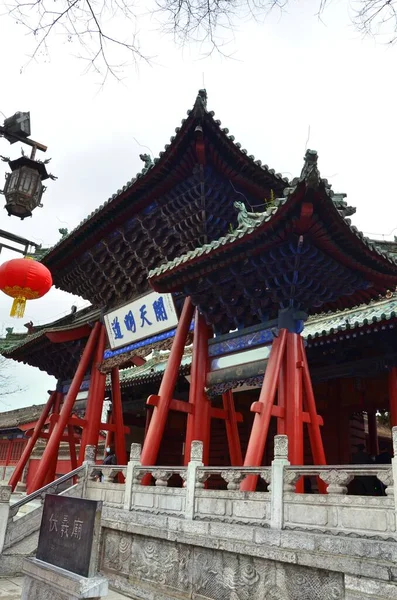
[10,297,26,318]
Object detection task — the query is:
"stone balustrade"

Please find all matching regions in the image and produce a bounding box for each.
[84,432,397,539]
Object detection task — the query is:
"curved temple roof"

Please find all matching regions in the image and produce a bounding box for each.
[148,150,397,327]
[41,90,287,284]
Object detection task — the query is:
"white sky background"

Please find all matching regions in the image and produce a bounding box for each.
[0,0,396,411]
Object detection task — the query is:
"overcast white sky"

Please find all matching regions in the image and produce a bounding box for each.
[0,0,396,411]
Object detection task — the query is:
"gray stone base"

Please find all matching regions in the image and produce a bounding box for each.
[22,558,108,600]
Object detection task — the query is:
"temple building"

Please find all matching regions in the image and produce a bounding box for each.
[1,89,397,493]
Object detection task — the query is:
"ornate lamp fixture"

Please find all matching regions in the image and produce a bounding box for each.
[0,112,56,219]
[1,155,55,220]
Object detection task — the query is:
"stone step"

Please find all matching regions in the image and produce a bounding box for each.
[0,578,132,599]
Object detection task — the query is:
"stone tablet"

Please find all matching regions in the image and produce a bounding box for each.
[36,494,102,577]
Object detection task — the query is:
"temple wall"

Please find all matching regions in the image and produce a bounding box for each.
[25,458,73,489]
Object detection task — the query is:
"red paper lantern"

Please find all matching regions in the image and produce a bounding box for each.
[0,257,52,318]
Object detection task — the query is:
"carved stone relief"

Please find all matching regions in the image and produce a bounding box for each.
[101,530,345,600]
[281,564,344,600]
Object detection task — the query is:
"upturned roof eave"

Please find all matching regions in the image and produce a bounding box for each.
[148,177,397,301]
[41,91,288,272]
[1,306,101,358]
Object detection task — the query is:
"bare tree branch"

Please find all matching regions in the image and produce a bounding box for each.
[3,0,150,82]
[2,0,397,81]
[0,355,25,408]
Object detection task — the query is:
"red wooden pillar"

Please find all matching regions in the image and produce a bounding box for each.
[241,330,287,491]
[367,411,379,457]
[300,337,326,466]
[277,361,287,435]
[222,390,243,466]
[84,325,107,451]
[111,367,127,465]
[140,297,194,467]
[285,333,304,493]
[389,367,397,428]
[68,425,78,471]
[9,391,57,491]
[184,310,211,465]
[30,323,101,492]
[285,333,303,465]
[79,325,106,463]
[43,391,63,487]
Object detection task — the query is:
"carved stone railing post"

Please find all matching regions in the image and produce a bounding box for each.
[270,435,289,530]
[124,443,142,511]
[84,445,96,465]
[185,441,203,520]
[0,485,12,553]
[82,444,96,497]
[391,427,397,526]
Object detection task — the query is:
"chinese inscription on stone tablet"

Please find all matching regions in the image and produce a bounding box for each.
[36,495,102,577]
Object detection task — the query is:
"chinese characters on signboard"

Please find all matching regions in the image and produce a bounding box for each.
[36,495,102,577]
[104,291,178,350]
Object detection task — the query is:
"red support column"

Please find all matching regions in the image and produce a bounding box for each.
[285,333,304,493]
[84,325,107,451]
[277,361,287,435]
[367,411,379,457]
[43,391,63,487]
[184,310,211,465]
[389,367,397,428]
[241,330,287,491]
[9,391,57,491]
[79,327,104,464]
[285,333,303,465]
[299,336,326,494]
[30,322,101,492]
[300,337,326,466]
[111,367,127,465]
[222,390,243,466]
[140,297,194,467]
[68,425,78,471]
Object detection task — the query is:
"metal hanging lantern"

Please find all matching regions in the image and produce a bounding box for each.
[1,156,51,220]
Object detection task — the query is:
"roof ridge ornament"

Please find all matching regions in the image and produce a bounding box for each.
[300,149,321,191]
[193,89,208,119]
[233,200,266,229]
[139,153,153,173]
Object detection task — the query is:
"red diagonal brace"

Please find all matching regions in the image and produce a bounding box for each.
[241,330,288,491]
[31,323,101,492]
[8,391,57,491]
[141,297,194,469]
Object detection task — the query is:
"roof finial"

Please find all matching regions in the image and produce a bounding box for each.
[300,149,320,190]
[193,89,208,118]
